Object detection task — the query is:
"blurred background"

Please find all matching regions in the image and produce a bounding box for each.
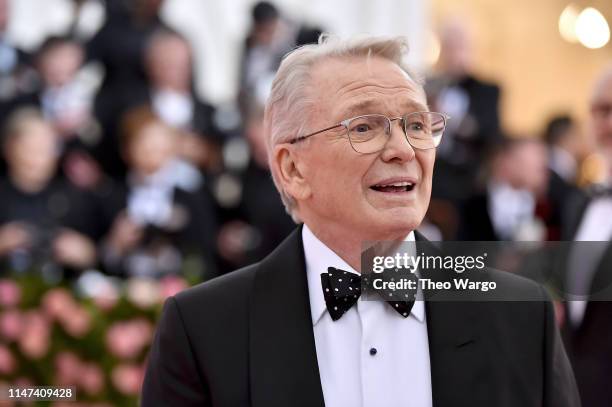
[0,0,611,405]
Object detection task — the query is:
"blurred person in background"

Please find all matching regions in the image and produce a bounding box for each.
[0,0,37,133]
[135,28,222,172]
[560,65,612,407]
[0,108,98,277]
[8,36,104,191]
[100,106,217,279]
[295,25,324,47]
[542,115,583,240]
[460,138,550,241]
[544,115,584,185]
[217,104,294,269]
[426,18,502,238]
[86,0,168,178]
[238,1,294,113]
[13,36,91,141]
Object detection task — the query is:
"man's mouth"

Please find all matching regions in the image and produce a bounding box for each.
[370,181,415,193]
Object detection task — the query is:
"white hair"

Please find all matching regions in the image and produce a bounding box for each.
[264,34,422,223]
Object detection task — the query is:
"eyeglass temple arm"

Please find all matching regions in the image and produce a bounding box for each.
[289,123,344,144]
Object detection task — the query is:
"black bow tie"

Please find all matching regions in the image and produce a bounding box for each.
[321,266,415,321]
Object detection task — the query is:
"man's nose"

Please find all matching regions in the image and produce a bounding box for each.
[379,120,416,162]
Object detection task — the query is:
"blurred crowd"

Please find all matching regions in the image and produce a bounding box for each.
[0,0,320,281]
[0,0,608,281]
[0,0,610,405]
[0,0,606,267]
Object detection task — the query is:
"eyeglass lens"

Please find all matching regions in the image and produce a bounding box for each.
[346,112,445,153]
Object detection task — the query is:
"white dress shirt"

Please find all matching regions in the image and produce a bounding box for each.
[152,89,194,130]
[488,181,537,240]
[303,224,432,407]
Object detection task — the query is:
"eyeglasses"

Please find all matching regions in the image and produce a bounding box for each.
[289,111,449,154]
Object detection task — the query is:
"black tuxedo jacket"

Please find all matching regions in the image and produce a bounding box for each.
[142,226,580,407]
[458,192,499,241]
[558,190,612,407]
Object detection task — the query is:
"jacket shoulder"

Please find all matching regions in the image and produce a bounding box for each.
[486,268,548,301]
[174,263,259,312]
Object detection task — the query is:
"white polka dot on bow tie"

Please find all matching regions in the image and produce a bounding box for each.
[334,306,338,310]
[349,287,352,290]
[395,304,398,307]
[403,312,408,316]
[335,288,338,291]
[326,288,329,292]
[339,279,342,282]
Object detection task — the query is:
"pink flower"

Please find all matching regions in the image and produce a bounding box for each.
[0,344,17,374]
[106,321,142,359]
[0,279,21,308]
[55,351,81,386]
[79,362,105,395]
[18,311,50,359]
[131,318,154,347]
[0,309,23,341]
[105,318,154,360]
[53,404,113,407]
[92,284,119,311]
[42,288,77,320]
[14,376,34,387]
[159,276,188,301]
[111,364,144,395]
[127,278,160,309]
[61,306,92,338]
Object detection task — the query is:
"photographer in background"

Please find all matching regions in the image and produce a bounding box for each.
[0,108,98,277]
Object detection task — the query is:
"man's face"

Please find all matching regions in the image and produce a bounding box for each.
[507,141,548,195]
[127,122,176,176]
[6,121,58,187]
[146,36,192,92]
[39,43,83,88]
[591,71,612,158]
[292,56,435,240]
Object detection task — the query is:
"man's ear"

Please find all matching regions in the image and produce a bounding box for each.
[273,144,311,201]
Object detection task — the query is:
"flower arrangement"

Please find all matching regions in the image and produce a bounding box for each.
[0,272,190,406]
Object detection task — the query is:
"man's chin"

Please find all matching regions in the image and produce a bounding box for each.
[366,214,421,239]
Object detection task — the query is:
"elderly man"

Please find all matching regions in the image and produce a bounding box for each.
[142,35,579,407]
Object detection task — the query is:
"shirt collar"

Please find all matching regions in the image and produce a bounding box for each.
[302,224,423,325]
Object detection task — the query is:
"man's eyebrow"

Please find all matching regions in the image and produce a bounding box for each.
[342,100,378,117]
[341,99,428,119]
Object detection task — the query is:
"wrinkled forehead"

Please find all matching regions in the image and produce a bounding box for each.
[310,55,427,117]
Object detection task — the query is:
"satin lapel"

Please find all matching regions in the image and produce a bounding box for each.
[415,232,485,407]
[249,225,325,407]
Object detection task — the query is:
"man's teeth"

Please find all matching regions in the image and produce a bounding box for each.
[374,182,414,187]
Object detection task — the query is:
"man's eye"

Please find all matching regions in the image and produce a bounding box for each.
[352,124,372,133]
[407,121,425,131]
